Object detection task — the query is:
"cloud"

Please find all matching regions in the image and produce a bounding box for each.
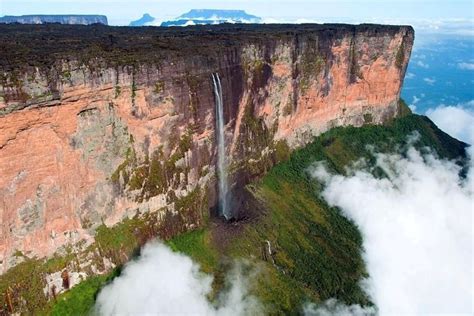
[304,299,376,316]
[408,95,422,112]
[426,102,474,145]
[458,62,474,70]
[423,77,436,85]
[95,242,261,315]
[311,139,473,315]
[416,60,430,69]
[405,72,415,79]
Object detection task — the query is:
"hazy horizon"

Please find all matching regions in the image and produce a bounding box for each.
[1,0,473,27]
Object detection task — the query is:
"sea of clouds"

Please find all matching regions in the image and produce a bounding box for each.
[310,130,473,315]
[427,102,474,145]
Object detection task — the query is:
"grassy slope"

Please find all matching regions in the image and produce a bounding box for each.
[171,113,467,314]
[45,112,467,314]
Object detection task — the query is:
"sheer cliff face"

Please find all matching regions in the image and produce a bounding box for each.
[0,24,413,273]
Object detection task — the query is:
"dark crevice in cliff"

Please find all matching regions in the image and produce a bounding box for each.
[397,31,415,89]
[348,34,361,84]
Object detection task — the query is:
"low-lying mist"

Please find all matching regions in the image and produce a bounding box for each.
[94,242,261,315]
[311,136,473,315]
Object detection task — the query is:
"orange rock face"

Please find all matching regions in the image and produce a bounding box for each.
[0,24,413,273]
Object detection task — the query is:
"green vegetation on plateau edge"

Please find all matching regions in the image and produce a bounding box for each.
[46,271,119,316]
[10,108,467,315]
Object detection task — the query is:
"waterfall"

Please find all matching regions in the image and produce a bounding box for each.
[212,73,231,219]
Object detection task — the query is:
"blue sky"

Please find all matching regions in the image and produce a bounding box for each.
[1,0,473,25]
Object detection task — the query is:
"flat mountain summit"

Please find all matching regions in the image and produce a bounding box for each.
[129,9,262,27]
[0,14,108,25]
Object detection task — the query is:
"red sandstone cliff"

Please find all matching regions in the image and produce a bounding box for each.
[0,24,413,279]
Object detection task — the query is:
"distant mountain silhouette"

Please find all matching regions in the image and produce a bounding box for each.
[161,9,261,26]
[129,13,155,26]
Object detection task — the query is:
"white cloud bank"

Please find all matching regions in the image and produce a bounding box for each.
[426,101,474,145]
[458,62,474,71]
[423,77,436,85]
[95,242,261,315]
[416,60,430,69]
[304,299,375,316]
[311,141,473,315]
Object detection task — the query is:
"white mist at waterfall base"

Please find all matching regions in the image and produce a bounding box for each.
[212,73,231,219]
[94,242,261,315]
[310,139,473,315]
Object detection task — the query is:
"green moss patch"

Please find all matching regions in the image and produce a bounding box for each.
[167,229,219,273]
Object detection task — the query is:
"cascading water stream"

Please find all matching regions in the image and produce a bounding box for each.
[212,73,231,219]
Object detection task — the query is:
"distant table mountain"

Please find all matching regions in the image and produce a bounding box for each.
[178,9,261,22]
[129,13,155,26]
[160,9,261,26]
[0,15,108,25]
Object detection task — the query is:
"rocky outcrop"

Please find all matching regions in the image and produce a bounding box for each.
[0,15,108,25]
[0,23,413,281]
